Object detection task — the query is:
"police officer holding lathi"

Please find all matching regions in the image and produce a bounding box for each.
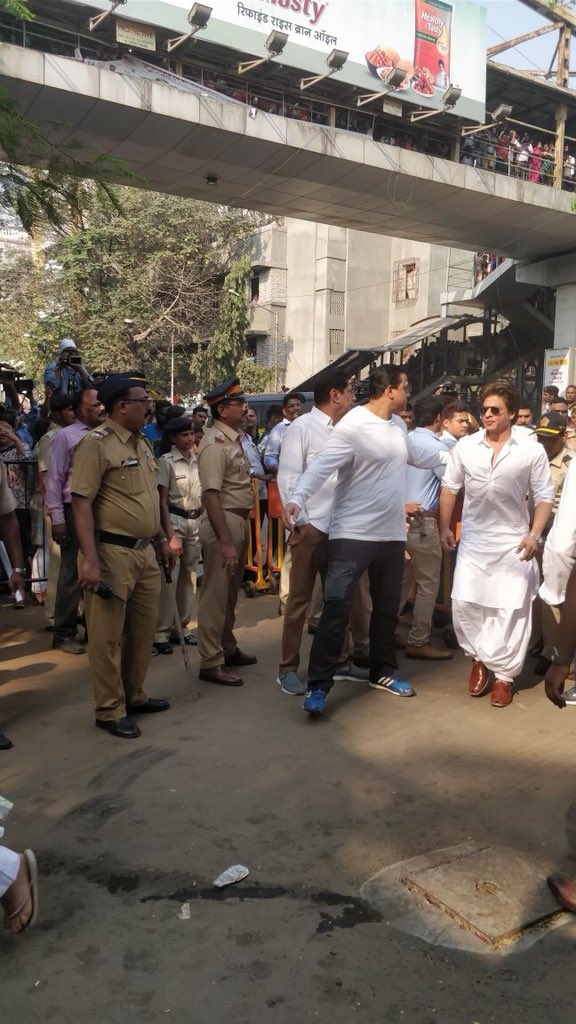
[71,373,175,738]
[197,378,257,686]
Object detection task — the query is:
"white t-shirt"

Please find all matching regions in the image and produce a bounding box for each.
[290,405,441,542]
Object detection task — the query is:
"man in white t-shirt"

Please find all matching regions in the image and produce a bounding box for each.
[439,383,553,708]
[284,365,447,717]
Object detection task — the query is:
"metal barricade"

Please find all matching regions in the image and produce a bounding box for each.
[243,478,284,598]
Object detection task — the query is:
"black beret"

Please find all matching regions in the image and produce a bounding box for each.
[49,392,75,412]
[164,415,194,433]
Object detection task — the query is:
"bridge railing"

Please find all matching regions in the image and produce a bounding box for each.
[2,7,574,193]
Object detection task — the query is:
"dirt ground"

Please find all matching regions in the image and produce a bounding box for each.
[2,592,576,1024]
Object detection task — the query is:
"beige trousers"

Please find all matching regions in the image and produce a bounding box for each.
[197,511,248,669]
[400,517,442,646]
[44,515,61,626]
[155,529,201,643]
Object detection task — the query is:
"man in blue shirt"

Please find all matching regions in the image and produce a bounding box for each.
[43,339,94,398]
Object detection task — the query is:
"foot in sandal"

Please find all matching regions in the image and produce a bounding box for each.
[1,850,39,934]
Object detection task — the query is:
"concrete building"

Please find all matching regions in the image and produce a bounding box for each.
[244,219,474,387]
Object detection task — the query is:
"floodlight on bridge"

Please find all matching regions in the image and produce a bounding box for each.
[238,31,289,75]
[88,0,127,33]
[356,65,408,108]
[300,49,349,91]
[166,4,213,54]
[409,83,462,122]
[461,103,514,137]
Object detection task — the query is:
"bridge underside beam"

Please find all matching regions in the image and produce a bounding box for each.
[1,45,575,261]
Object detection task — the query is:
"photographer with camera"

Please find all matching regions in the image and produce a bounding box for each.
[43,339,94,399]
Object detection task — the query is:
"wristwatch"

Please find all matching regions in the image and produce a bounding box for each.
[550,646,573,667]
[12,567,26,574]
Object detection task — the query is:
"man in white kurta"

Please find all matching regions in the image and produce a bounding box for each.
[439,387,553,708]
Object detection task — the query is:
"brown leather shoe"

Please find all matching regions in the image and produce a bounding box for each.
[199,666,243,686]
[405,643,453,660]
[468,660,491,697]
[547,874,576,913]
[491,679,513,707]
[224,648,257,667]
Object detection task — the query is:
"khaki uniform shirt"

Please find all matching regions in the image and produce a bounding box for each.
[158,448,202,510]
[36,424,61,474]
[197,422,253,510]
[71,418,160,538]
[0,460,17,515]
[549,445,574,519]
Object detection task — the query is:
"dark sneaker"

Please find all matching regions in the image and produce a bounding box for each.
[332,663,370,682]
[276,671,306,695]
[303,689,328,716]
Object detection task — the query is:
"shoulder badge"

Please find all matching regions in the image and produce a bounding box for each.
[214,431,226,445]
[90,426,114,440]
[562,452,573,466]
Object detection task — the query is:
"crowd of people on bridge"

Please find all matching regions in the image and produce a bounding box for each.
[4,337,576,931]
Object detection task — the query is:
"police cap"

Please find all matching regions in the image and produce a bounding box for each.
[203,377,246,408]
[164,415,194,434]
[532,411,567,437]
[97,372,148,408]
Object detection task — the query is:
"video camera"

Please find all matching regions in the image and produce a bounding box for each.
[0,363,34,407]
[59,349,82,368]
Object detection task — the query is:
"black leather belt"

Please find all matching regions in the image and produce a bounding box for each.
[98,531,154,550]
[168,504,202,520]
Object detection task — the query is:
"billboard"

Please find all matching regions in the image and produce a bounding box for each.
[74,0,487,121]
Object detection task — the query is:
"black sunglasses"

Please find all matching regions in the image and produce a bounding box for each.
[480,405,503,416]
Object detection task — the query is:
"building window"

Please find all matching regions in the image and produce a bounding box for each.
[250,274,260,301]
[329,329,345,358]
[329,290,345,316]
[393,259,419,304]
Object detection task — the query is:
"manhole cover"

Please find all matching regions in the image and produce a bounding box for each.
[400,845,561,947]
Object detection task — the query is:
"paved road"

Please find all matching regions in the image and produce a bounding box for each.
[2,594,576,1023]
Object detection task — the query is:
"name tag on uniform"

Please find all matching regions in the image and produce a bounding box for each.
[122,458,140,468]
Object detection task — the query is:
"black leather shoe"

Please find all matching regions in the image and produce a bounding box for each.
[224,648,257,667]
[126,698,170,715]
[95,716,141,738]
[0,731,13,750]
[153,642,173,656]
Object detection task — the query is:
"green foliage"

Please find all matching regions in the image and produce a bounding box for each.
[236,357,275,394]
[0,189,266,395]
[0,0,33,18]
[191,255,253,389]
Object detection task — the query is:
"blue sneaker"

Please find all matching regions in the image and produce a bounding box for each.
[303,689,328,716]
[369,675,415,697]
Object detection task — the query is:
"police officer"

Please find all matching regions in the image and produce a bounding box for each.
[71,374,174,738]
[532,410,574,674]
[154,416,202,653]
[197,378,257,686]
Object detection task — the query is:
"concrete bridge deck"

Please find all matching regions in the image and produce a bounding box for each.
[2,42,576,260]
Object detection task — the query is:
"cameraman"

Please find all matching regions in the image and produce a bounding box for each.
[43,339,93,398]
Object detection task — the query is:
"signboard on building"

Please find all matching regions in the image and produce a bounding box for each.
[80,0,487,122]
[116,18,157,51]
[543,348,575,398]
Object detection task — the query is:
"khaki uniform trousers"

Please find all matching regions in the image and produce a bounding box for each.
[197,511,249,669]
[400,517,442,646]
[84,543,161,721]
[44,514,61,626]
[155,522,201,643]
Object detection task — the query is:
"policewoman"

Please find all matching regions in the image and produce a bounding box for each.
[154,415,202,654]
[71,373,174,739]
[197,378,257,686]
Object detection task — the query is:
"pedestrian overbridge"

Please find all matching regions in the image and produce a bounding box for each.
[2,42,576,261]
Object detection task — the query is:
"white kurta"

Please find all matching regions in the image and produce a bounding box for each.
[540,458,576,607]
[442,430,553,680]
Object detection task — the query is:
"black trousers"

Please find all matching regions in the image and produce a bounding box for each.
[53,504,81,642]
[307,538,405,692]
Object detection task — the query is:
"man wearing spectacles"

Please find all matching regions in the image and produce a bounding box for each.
[439,383,554,708]
[71,374,174,739]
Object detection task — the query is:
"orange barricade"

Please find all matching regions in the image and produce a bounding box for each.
[243,479,283,598]
[266,480,284,576]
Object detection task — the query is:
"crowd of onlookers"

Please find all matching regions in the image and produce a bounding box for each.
[459,128,575,188]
